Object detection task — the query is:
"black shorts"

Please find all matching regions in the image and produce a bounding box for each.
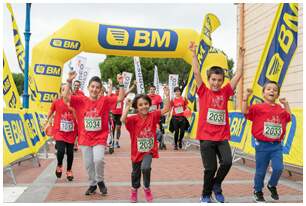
[112,114,122,126]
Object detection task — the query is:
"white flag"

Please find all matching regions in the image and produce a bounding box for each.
[133,57,145,94]
[153,65,160,95]
[169,74,179,99]
[71,56,88,91]
[122,71,133,91]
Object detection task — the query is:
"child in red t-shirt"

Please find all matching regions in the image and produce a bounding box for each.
[121,86,170,203]
[170,86,190,150]
[62,71,125,196]
[189,42,244,203]
[242,81,291,202]
[45,84,77,181]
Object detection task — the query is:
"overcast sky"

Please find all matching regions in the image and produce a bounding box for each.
[3,3,237,74]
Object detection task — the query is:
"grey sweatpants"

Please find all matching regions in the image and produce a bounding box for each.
[80,145,105,186]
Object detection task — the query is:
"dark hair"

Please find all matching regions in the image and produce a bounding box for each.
[207,66,225,80]
[148,84,156,89]
[174,86,181,92]
[262,80,280,95]
[73,80,81,84]
[132,94,152,109]
[88,76,102,87]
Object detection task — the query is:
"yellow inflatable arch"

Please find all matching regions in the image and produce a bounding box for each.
[29,19,229,111]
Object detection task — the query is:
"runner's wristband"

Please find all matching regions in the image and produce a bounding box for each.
[119,84,124,88]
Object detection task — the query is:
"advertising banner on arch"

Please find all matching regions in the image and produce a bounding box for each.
[248,3,298,105]
[242,108,303,167]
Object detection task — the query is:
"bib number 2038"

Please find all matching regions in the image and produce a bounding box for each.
[137,138,154,152]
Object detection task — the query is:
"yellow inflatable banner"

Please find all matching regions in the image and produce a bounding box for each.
[3,52,22,109]
[29,19,202,111]
[249,3,298,105]
[243,108,303,167]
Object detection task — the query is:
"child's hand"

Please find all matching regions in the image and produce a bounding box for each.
[126,98,132,107]
[246,88,253,97]
[279,97,288,105]
[117,74,123,84]
[67,71,77,83]
[188,41,197,54]
[108,78,113,85]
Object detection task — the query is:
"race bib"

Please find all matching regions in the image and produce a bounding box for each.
[207,108,226,125]
[137,137,154,152]
[60,120,74,132]
[175,106,184,114]
[149,105,157,112]
[263,122,282,139]
[84,117,102,131]
[116,102,121,109]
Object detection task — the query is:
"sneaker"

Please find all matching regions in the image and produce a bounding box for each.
[143,187,153,202]
[212,191,225,203]
[200,195,212,203]
[85,185,97,195]
[174,145,178,150]
[253,191,265,202]
[66,170,74,181]
[55,166,62,178]
[178,143,182,149]
[98,181,108,195]
[130,188,138,203]
[267,185,279,200]
[116,142,120,148]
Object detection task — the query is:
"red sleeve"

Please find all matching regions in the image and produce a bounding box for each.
[158,95,163,105]
[184,98,188,107]
[170,100,174,107]
[285,111,291,123]
[245,105,255,121]
[125,115,136,133]
[223,83,234,98]
[153,110,162,124]
[70,94,87,109]
[105,95,118,110]
[196,82,207,97]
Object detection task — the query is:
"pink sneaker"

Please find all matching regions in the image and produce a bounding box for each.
[143,187,153,202]
[130,188,138,203]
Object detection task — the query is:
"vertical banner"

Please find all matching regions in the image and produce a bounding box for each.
[122,71,133,90]
[185,13,220,110]
[133,56,145,94]
[3,52,22,109]
[168,74,179,99]
[71,56,88,91]
[153,65,160,95]
[248,3,298,105]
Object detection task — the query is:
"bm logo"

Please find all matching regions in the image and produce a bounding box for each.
[34,64,61,77]
[98,25,178,51]
[50,38,80,50]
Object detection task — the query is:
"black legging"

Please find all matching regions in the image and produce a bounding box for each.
[172,116,186,147]
[56,141,74,171]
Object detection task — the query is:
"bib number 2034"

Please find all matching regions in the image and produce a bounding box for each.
[84,117,102,131]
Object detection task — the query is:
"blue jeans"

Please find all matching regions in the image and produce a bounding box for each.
[254,140,284,192]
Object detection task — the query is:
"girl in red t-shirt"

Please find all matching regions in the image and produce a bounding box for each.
[62,71,125,196]
[45,84,77,181]
[170,86,190,150]
[121,87,170,203]
[242,82,291,202]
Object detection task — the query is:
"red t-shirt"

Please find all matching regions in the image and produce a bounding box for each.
[196,83,234,141]
[245,103,291,142]
[171,97,188,116]
[111,94,123,115]
[148,94,162,111]
[125,110,161,162]
[74,89,84,96]
[70,95,117,146]
[50,98,77,144]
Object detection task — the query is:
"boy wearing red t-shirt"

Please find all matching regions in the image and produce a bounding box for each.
[189,42,244,203]
[242,82,291,202]
[63,71,124,196]
[121,87,170,203]
[45,84,77,181]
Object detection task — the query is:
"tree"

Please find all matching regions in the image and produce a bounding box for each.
[12,73,24,95]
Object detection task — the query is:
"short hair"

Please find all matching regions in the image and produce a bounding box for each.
[207,66,225,80]
[88,76,102,87]
[174,86,181,92]
[73,80,81,85]
[148,84,156,89]
[262,80,280,95]
[132,94,152,109]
